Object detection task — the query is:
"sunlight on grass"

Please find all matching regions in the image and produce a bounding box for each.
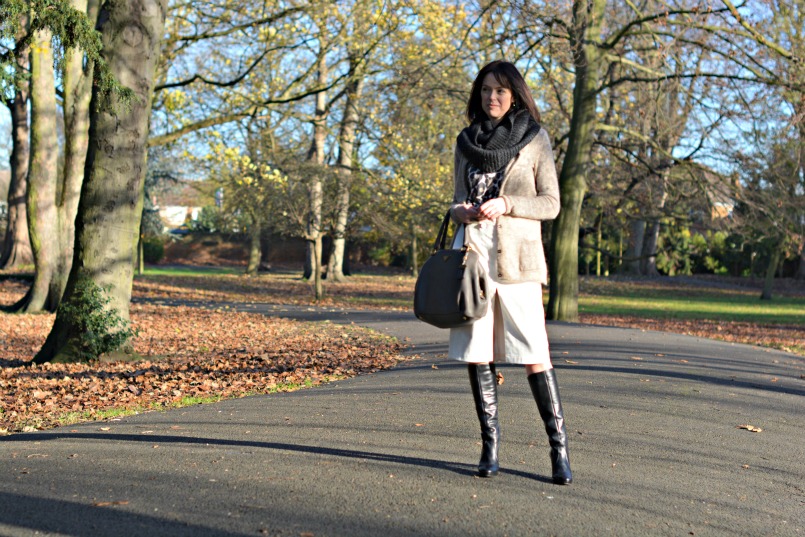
[579,295,804,324]
[170,395,224,407]
[341,295,411,308]
[138,266,240,277]
[56,406,144,428]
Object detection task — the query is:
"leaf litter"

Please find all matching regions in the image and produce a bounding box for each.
[0,301,405,434]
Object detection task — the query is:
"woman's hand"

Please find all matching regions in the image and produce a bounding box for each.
[452,203,481,224]
[478,198,507,220]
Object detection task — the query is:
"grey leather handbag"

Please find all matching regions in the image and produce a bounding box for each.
[414,211,489,328]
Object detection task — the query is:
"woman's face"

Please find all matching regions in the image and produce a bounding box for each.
[480,73,513,124]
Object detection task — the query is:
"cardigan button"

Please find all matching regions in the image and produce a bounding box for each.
[497,249,502,253]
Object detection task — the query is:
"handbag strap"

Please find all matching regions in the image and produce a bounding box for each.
[432,210,469,253]
[432,211,452,252]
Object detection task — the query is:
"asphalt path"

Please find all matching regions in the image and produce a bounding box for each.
[2,302,804,537]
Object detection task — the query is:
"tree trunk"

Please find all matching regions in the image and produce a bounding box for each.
[641,194,666,277]
[328,58,363,282]
[760,244,782,300]
[50,0,99,301]
[796,122,805,280]
[641,218,660,276]
[641,168,665,278]
[304,54,327,301]
[410,220,418,276]
[9,2,97,311]
[311,241,323,301]
[246,219,261,276]
[624,219,645,274]
[0,25,33,270]
[137,235,144,275]
[547,0,605,322]
[642,164,670,277]
[35,0,167,364]
[796,237,805,280]
[304,244,315,280]
[19,28,60,313]
[594,209,603,276]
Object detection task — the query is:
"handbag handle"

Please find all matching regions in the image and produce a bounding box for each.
[432,211,453,252]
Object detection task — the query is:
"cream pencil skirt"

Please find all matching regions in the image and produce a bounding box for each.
[448,220,552,366]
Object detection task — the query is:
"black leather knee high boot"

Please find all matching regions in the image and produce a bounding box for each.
[528,369,572,485]
[468,363,500,477]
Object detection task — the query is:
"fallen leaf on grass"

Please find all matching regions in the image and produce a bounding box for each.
[565,359,578,365]
[737,424,763,433]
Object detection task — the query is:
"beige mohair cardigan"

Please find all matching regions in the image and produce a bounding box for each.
[450,128,560,284]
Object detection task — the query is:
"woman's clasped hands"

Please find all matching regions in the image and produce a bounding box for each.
[454,198,507,224]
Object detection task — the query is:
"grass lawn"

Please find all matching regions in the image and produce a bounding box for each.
[135,265,804,325]
[577,277,804,325]
[138,265,241,276]
[576,276,804,356]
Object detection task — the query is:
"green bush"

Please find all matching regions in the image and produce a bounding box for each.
[656,225,694,276]
[58,274,138,362]
[368,244,393,266]
[142,237,165,263]
[190,205,221,233]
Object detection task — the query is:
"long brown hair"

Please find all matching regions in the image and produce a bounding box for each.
[466,60,541,124]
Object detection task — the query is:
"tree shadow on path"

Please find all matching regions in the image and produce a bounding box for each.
[5,431,552,484]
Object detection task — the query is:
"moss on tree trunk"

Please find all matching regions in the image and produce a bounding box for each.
[35,0,167,364]
[10,2,97,312]
[22,28,59,313]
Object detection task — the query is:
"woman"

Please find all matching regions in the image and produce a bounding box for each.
[449,60,571,485]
